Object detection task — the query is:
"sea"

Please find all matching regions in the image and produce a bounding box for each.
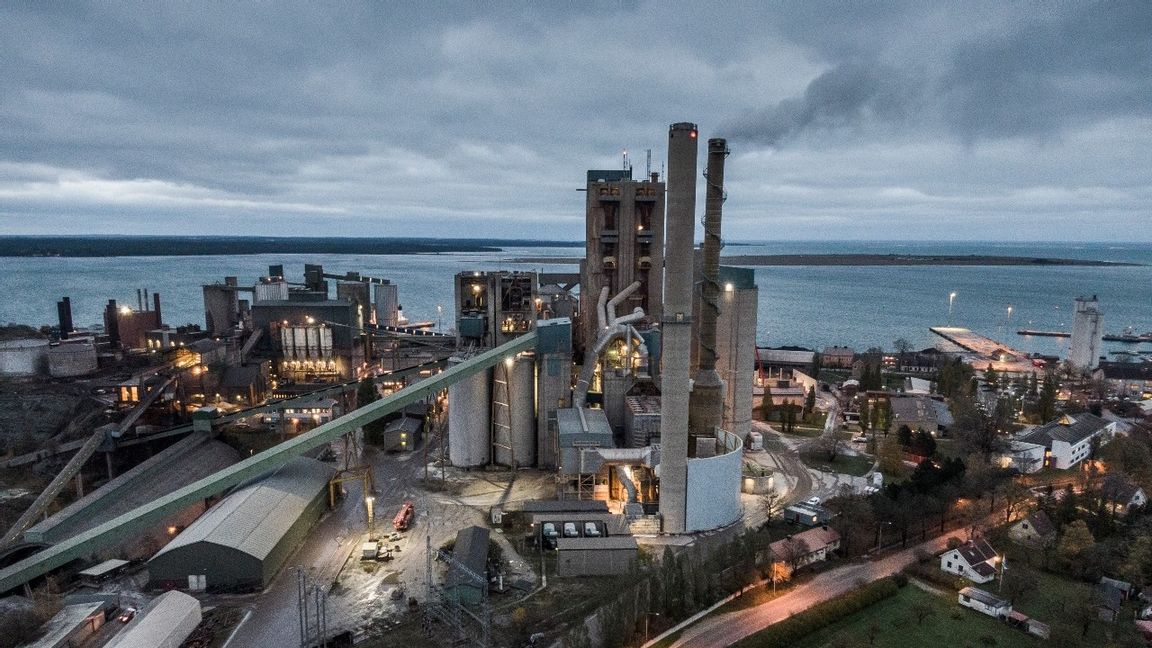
[3,240,1150,360]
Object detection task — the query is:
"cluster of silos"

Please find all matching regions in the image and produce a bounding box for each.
[448,357,492,468]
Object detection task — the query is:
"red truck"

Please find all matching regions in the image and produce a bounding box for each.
[392,502,415,531]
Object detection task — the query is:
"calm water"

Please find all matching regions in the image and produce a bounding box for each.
[2,241,1150,358]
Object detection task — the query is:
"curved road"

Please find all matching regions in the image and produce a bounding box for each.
[669,532,956,648]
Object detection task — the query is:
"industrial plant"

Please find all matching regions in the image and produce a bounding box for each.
[0,121,764,648]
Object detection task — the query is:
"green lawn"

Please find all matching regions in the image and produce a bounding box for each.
[799,451,874,477]
[783,585,1039,648]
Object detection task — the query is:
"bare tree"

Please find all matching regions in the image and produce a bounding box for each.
[760,490,784,525]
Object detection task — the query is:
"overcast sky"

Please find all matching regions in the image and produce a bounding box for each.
[1,2,1149,241]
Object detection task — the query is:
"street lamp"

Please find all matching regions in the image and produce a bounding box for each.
[876,521,893,552]
[644,612,661,642]
[436,305,443,332]
[948,292,957,323]
[365,495,375,535]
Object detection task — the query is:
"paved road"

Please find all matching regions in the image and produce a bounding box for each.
[747,420,813,506]
[669,532,958,648]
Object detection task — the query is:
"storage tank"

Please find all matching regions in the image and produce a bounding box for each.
[0,332,49,377]
[448,359,491,468]
[374,283,399,327]
[503,355,536,467]
[48,339,99,377]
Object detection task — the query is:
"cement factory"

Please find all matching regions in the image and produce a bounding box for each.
[0,122,762,647]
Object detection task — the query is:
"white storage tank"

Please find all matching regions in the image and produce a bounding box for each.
[448,359,491,468]
[48,339,99,377]
[0,330,49,377]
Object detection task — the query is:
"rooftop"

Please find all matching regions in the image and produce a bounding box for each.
[448,526,489,589]
[960,586,1010,609]
[151,457,333,562]
[1017,413,1111,448]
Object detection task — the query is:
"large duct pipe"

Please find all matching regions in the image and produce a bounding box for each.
[689,138,729,438]
[658,122,698,534]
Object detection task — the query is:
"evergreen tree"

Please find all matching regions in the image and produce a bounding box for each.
[803,387,817,422]
[858,398,871,433]
[984,364,1000,391]
[1038,373,1058,422]
[1027,372,1039,400]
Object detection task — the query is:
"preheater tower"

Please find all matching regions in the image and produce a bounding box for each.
[658,122,698,534]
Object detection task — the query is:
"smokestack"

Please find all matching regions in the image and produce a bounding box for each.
[689,138,729,437]
[153,292,162,326]
[143,289,149,311]
[105,299,121,347]
[658,122,698,534]
[136,288,143,313]
[57,297,73,339]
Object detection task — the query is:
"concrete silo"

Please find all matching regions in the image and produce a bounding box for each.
[448,358,491,468]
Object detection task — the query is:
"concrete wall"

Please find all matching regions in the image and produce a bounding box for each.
[684,429,743,533]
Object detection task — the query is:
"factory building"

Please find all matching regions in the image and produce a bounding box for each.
[104,591,201,648]
[250,301,360,382]
[103,291,163,349]
[148,457,334,591]
[202,277,247,336]
[1069,295,1104,370]
[18,602,105,648]
[454,270,539,348]
[579,168,665,350]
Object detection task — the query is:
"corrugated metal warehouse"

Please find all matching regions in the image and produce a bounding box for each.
[104,590,201,648]
[147,457,334,591]
[556,536,638,577]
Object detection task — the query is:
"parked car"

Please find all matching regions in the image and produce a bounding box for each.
[806,497,821,506]
[117,608,136,623]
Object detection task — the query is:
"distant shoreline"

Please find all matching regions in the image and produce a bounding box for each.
[0,236,582,258]
[512,254,1143,267]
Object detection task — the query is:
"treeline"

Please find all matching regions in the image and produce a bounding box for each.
[0,236,581,257]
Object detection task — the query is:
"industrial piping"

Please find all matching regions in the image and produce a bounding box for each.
[657,122,698,534]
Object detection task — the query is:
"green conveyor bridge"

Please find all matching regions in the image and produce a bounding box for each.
[0,332,536,593]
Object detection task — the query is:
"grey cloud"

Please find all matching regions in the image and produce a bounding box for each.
[723,62,924,146]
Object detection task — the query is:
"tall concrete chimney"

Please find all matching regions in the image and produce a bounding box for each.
[658,122,698,534]
[689,138,729,437]
[152,292,162,326]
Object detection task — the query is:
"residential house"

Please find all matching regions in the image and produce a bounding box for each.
[1102,480,1147,516]
[996,439,1047,474]
[940,538,999,584]
[888,395,953,436]
[768,526,840,576]
[821,346,855,369]
[958,587,1012,619]
[1093,361,1152,399]
[1015,413,1116,470]
[1009,511,1057,547]
[1098,581,1125,622]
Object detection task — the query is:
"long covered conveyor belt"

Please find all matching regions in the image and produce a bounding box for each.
[0,332,536,593]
